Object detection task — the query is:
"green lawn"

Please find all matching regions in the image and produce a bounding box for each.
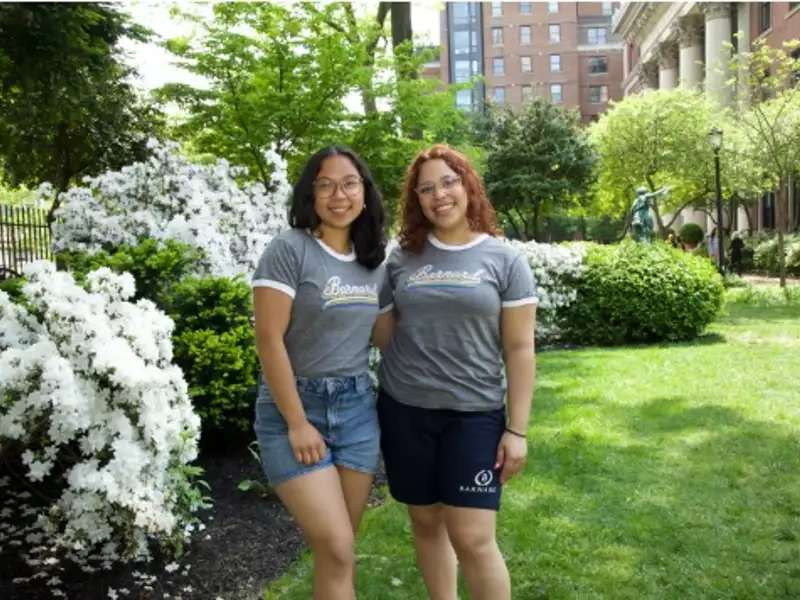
[265,294,800,599]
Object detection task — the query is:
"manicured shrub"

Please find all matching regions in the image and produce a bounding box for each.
[507,240,586,342]
[57,241,259,438]
[753,234,800,276]
[56,238,204,303]
[163,276,259,438]
[51,139,289,278]
[559,241,724,345]
[754,237,781,274]
[0,261,203,563]
[679,223,704,245]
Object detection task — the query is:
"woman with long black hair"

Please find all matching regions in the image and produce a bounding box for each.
[252,146,390,600]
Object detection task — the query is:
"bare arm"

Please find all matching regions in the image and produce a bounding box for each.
[371,309,395,352]
[254,287,326,465]
[495,303,537,483]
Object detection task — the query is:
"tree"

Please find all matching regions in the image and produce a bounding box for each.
[160,3,469,223]
[589,89,760,235]
[158,3,371,187]
[729,39,800,286]
[483,98,595,241]
[0,3,163,223]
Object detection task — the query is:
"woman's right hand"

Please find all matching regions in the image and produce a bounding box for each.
[288,420,327,465]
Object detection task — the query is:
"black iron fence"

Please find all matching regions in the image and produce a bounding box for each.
[0,203,52,279]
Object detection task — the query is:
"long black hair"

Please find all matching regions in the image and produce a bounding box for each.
[289,146,386,269]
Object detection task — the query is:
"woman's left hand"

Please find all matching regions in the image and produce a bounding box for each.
[494,432,528,484]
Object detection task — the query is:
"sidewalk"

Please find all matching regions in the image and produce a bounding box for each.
[741,274,800,286]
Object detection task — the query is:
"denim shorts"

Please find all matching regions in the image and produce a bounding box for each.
[253,372,380,486]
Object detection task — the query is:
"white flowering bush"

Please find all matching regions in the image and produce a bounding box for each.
[0,261,202,563]
[52,139,290,278]
[507,239,587,342]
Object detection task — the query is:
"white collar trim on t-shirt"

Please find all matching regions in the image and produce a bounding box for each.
[427,232,489,251]
[313,236,356,262]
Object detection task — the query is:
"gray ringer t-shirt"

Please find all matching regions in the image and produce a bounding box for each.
[252,229,389,378]
[378,234,537,411]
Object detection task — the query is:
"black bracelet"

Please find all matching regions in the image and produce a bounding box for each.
[505,426,527,439]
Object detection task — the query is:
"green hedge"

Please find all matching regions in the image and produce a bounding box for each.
[56,239,204,304]
[163,276,259,437]
[559,241,724,345]
[58,241,259,441]
[753,234,800,276]
[678,223,704,245]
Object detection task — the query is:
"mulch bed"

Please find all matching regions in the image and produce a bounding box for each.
[1,446,306,599]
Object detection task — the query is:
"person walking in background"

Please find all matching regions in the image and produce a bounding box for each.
[377,145,537,600]
[730,232,745,275]
[252,146,390,600]
[707,227,719,263]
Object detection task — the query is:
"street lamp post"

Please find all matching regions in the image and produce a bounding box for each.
[708,127,725,273]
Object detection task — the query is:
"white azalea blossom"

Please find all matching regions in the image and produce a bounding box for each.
[0,261,201,561]
[51,139,290,278]
[506,239,586,342]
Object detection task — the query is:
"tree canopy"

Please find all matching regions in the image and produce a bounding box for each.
[0,3,162,220]
[483,98,594,241]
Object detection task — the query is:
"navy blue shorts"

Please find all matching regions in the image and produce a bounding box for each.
[377,389,505,511]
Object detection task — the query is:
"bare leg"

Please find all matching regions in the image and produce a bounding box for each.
[275,467,356,600]
[444,506,510,600]
[407,504,458,600]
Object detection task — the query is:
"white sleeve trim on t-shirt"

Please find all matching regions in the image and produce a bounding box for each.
[502,296,538,307]
[378,302,395,314]
[252,279,296,299]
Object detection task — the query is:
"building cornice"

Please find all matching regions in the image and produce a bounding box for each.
[612,2,659,43]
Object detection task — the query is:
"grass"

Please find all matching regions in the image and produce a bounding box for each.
[264,292,800,599]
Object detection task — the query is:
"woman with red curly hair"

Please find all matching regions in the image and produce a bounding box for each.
[374,145,537,599]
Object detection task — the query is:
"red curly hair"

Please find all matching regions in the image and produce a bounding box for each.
[398,144,499,253]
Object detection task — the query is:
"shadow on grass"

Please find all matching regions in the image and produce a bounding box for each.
[517,394,800,598]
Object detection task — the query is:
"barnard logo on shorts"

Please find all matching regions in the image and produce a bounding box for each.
[459,469,497,494]
[321,276,378,310]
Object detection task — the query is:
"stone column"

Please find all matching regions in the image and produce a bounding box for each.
[658,41,679,89]
[678,14,704,90]
[704,3,733,106]
[735,2,752,109]
[641,61,659,90]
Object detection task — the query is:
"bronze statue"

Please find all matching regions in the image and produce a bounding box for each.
[631,186,668,243]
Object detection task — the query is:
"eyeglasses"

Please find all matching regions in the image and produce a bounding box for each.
[313,176,363,199]
[415,175,462,198]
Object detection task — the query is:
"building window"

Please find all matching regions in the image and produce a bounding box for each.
[520,25,532,45]
[492,27,503,46]
[521,56,532,73]
[450,2,478,25]
[588,56,608,74]
[791,2,800,11]
[549,54,561,72]
[519,2,532,15]
[522,84,533,102]
[759,3,771,33]
[548,1,559,14]
[493,86,506,104]
[493,57,505,76]
[549,24,561,43]
[454,60,474,83]
[587,27,608,45]
[550,83,563,103]
[453,31,476,55]
[492,1,502,17]
[456,89,473,109]
[602,2,613,15]
[589,85,608,103]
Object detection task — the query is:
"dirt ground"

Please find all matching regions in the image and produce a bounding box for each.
[1,447,305,600]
